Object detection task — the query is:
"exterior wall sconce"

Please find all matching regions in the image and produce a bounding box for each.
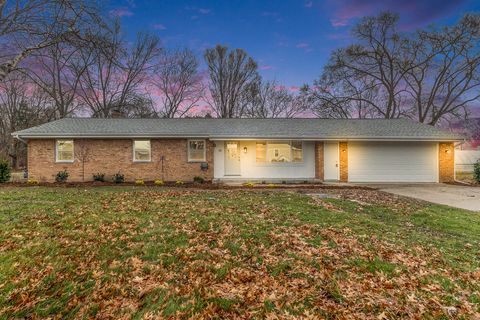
[445,149,450,154]
[342,149,346,153]
[243,147,248,153]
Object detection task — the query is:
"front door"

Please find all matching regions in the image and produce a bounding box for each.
[225,141,241,176]
[324,142,339,180]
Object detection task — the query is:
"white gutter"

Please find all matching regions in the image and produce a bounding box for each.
[12,133,463,142]
[12,133,27,144]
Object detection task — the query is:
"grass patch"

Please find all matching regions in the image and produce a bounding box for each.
[0,187,479,318]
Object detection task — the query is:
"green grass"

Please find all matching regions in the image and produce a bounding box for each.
[0,186,479,319]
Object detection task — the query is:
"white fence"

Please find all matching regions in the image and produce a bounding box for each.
[455,150,480,173]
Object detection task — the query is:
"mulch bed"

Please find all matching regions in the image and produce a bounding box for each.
[0,180,374,190]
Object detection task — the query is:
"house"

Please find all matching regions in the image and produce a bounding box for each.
[12,118,462,183]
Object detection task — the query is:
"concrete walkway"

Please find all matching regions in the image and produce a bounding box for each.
[366,183,480,212]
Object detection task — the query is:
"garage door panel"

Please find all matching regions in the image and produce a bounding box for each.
[348,142,438,182]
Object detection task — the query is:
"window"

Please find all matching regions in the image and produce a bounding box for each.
[256,141,303,163]
[133,140,151,162]
[291,141,303,162]
[188,140,206,162]
[256,142,266,162]
[56,140,74,162]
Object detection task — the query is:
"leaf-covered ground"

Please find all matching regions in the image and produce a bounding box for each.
[0,187,479,319]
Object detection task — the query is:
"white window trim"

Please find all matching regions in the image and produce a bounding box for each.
[256,141,304,164]
[55,139,74,163]
[133,140,152,162]
[188,139,207,162]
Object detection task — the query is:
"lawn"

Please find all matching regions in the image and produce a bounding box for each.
[0,187,479,319]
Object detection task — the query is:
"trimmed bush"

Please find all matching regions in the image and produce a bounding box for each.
[474,161,480,183]
[175,180,184,185]
[0,160,11,183]
[243,182,255,188]
[93,173,105,182]
[154,180,164,186]
[135,179,144,185]
[113,172,124,184]
[55,170,69,183]
[27,179,39,185]
[193,176,205,184]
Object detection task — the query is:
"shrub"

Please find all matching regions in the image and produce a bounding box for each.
[175,180,184,185]
[55,170,69,183]
[0,160,11,183]
[243,182,255,188]
[267,183,277,188]
[93,173,105,182]
[474,161,480,183]
[135,179,144,185]
[154,180,164,186]
[193,176,205,184]
[113,172,124,184]
[27,179,39,185]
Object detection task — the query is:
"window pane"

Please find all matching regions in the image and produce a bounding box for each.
[57,140,73,161]
[256,142,266,162]
[134,140,151,161]
[292,141,303,162]
[267,142,291,162]
[189,140,205,161]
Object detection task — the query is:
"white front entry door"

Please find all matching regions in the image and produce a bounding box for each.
[324,142,339,180]
[225,141,241,176]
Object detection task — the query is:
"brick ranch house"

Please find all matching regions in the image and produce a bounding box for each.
[12,118,462,183]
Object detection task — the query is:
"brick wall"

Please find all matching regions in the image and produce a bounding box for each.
[438,142,455,183]
[27,139,214,182]
[339,142,348,182]
[314,142,324,180]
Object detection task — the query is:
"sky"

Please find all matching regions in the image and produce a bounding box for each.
[107,0,480,89]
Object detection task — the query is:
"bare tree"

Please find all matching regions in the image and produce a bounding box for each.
[0,0,103,82]
[307,13,413,119]
[75,139,90,181]
[151,48,205,118]
[76,22,161,118]
[308,12,480,125]
[243,80,307,118]
[403,14,480,125]
[0,74,51,168]
[25,42,86,119]
[205,45,259,118]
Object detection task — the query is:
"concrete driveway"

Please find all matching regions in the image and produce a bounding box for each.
[366,183,480,212]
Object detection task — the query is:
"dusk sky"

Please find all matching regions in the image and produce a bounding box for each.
[109,0,479,89]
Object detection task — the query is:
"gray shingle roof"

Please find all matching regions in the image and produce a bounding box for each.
[12,118,463,141]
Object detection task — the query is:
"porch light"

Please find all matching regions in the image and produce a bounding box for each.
[445,149,450,154]
[243,147,248,153]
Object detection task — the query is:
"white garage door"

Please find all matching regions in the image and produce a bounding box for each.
[348,142,438,182]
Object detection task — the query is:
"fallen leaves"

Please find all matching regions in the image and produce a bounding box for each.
[0,188,479,319]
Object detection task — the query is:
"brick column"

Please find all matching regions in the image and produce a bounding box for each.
[439,142,454,183]
[339,142,348,182]
[314,142,324,180]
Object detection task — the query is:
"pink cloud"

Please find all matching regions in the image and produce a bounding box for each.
[109,7,133,17]
[328,0,463,29]
[153,23,166,30]
[289,86,301,92]
[259,65,274,70]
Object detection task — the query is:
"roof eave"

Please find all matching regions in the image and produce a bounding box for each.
[12,133,464,142]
